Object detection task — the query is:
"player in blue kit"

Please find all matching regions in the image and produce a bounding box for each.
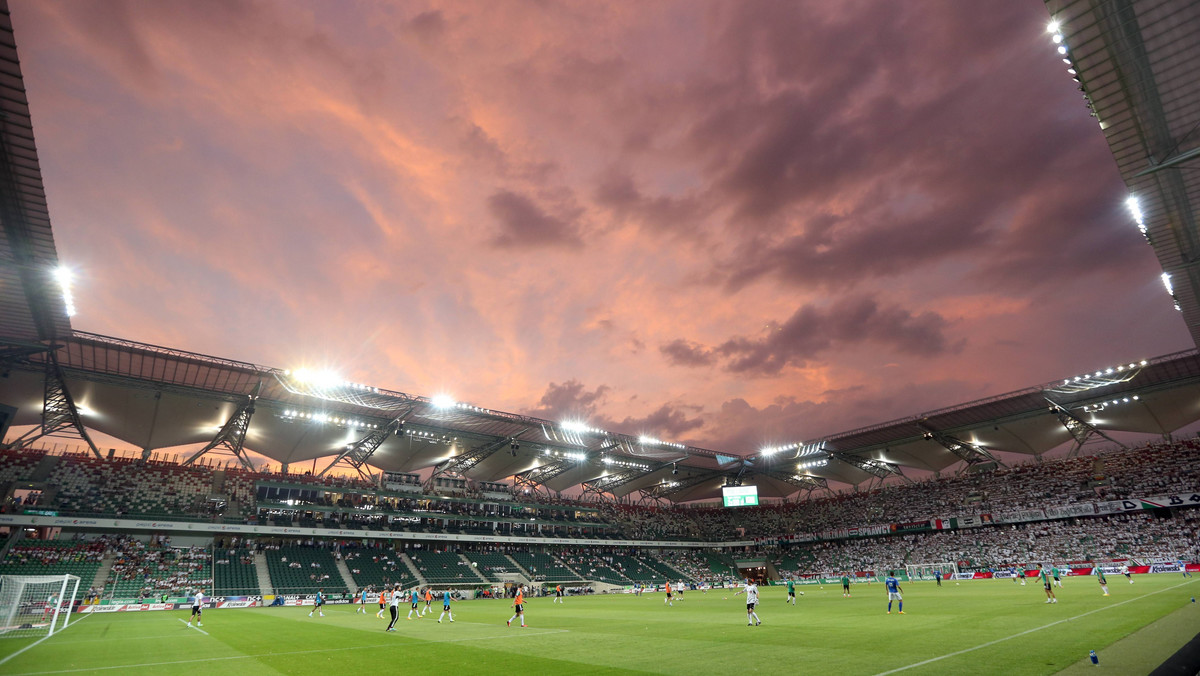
[357,587,369,613]
[438,589,454,623]
[885,572,904,615]
[407,586,422,619]
[308,589,325,618]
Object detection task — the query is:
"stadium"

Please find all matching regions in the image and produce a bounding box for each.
[0,0,1199,674]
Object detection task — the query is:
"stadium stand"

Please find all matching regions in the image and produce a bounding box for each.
[461,552,518,582]
[510,551,581,582]
[265,545,341,593]
[108,539,211,598]
[560,553,631,585]
[213,547,259,596]
[0,539,104,581]
[342,548,413,589]
[406,549,477,584]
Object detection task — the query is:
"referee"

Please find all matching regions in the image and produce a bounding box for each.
[386,585,402,632]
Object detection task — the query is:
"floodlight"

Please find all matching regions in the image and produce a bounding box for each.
[1047,20,1060,33]
[431,394,455,409]
[53,266,77,317]
[1052,33,1063,44]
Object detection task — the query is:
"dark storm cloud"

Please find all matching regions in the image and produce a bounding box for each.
[703,376,988,453]
[594,169,703,235]
[527,379,610,420]
[659,339,716,367]
[487,189,582,248]
[407,10,446,43]
[664,297,960,376]
[528,380,703,439]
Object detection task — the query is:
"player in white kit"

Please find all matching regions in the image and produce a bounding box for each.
[735,580,762,626]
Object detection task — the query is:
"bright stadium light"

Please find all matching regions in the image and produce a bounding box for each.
[431,394,455,409]
[53,266,77,317]
[1047,20,1060,33]
[1161,272,1175,296]
[560,420,588,433]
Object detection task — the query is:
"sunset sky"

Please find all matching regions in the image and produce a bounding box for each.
[12,0,1192,457]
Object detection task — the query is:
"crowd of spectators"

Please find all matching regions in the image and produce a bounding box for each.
[0,438,1197,555]
[108,535,212,598]
[770,511,1200,577]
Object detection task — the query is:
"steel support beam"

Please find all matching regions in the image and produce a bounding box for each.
[318,413,407,479]
[758,468,828,492]
[1047,402,1127,457]
[829,452,907,482]
[183,383,261,470]
[3,348,102,458]
[919,427,1001,467]
[1133,145,1200,177]
[644,469,726,500]
[512,460,573,491]
[433,429,529,479]
[581,464,660,497]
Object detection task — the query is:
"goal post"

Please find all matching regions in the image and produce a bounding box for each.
[0,574,81,639]
[905,562,958,581]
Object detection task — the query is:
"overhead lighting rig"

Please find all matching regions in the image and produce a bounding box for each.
[1080,395,1140,414]
[1049,360,1147,394]
[280,409,380,430]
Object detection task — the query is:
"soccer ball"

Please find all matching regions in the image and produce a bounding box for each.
[955,582,960,586]
[799,591,804,596]
[472,562,478,568]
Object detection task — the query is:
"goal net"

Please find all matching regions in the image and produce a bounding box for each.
[905,563,958,581]
[0,574,81,639]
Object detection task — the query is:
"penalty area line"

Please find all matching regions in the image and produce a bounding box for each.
[177,618,208,635]
[872,578,1198,676]
[5,627,571,675]
[0,611,93,669]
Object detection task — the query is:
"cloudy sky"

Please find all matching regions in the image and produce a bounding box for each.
[13,0,1191,456]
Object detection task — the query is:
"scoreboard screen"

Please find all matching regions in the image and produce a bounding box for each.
[722,485,759,507]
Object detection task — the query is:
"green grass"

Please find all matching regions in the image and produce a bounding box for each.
[1,576,1196,675]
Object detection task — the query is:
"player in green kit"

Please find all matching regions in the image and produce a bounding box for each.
[1039,566,1057,604]
[1051,565,1062,588]
[786,579,796,605]
[841,575,851,597]
[1095,567,1110,596]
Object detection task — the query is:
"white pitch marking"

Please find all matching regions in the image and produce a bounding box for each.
[177,618,208,635]
[0,610,93,668]
[872,579,1198,676]
[7,627,570,675]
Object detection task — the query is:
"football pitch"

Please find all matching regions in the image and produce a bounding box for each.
[1,577,1197,676]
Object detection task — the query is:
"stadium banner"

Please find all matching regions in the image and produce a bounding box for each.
[80,603,182,613]
[1133,493,1200,509]
[995,509,1045,524]
[950,514,993,528]
[1095,500,1143,515]
[1045,503,1096,518]
[0,514,752,549]
[890,520,933,533]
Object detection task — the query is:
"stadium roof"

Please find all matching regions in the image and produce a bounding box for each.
[1045,0,1200,343]
[0,4,73,342]
[3,0,1200,503]
[4,332,1200,502]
